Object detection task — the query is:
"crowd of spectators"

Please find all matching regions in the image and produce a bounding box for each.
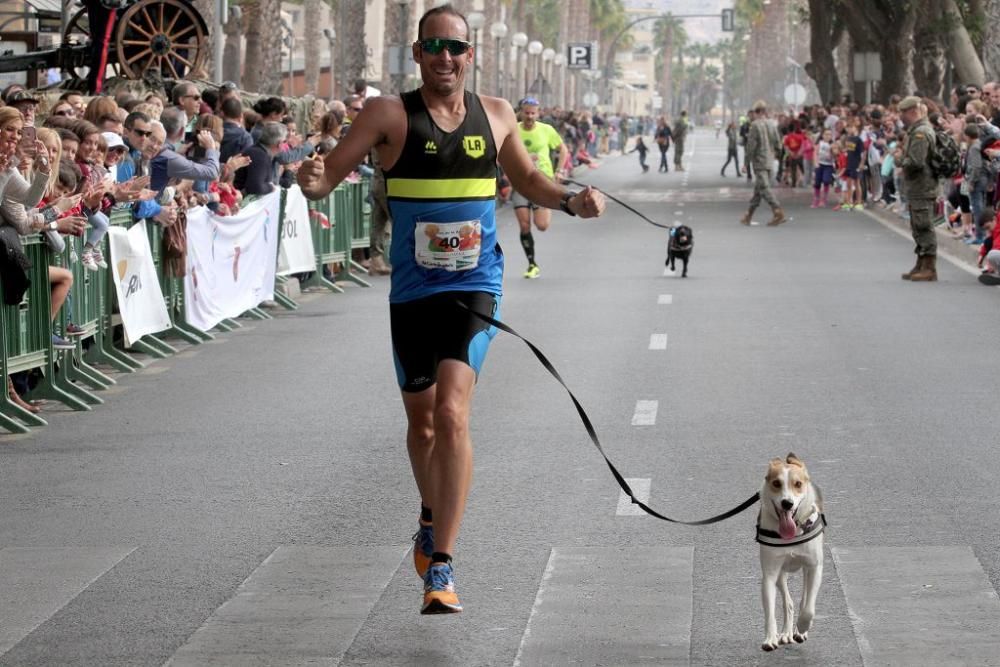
[723,86,1000,279]
[0,80,362,413]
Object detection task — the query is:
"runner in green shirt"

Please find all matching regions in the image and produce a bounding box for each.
[512,97,569,279]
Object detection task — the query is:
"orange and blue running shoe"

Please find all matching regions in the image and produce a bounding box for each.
[412,519,434,578]
[421,562,462,614]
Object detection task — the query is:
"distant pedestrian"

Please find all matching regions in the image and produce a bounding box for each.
[629,135,650,172]
[741,101,787,226]
[655,116,671,173]
[721,121,740,176]
[673,110,689,171]
[898,96,940,281]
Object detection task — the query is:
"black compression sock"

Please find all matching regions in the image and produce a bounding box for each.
[431,551,452,565]
[520,232,535,265]
[420,505,433,523]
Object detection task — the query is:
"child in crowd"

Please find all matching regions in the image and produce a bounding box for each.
[842,122,864,210]
[977,209,1000,284]
[879,138,897,207]
[833,136,849,208]
[74,123,111,272]
[812,128,835,208]
[629,135,650,172]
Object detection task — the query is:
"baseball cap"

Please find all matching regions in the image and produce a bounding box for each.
[519,97,540,108]
[102,132,126,150]
[6,90,40,106]
[898,96,922,111]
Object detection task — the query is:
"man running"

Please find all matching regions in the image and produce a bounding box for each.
[297,3,604,615]
[512,97,569,279]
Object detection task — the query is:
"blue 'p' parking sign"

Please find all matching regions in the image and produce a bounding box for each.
[566,43,596,70]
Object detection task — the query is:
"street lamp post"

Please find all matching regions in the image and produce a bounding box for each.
[393,0,411,94]
[467,11,485,94]
[490,21,507,98]
[553,53,565,108]
[323,27,336,99]
[511,32,528,102]
[527,40,542,97]
[541,47,554,105]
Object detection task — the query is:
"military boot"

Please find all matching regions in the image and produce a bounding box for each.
[900,255,922,280]
[767,207,789,226]
[909,254,937,281]
[740,208,756,225]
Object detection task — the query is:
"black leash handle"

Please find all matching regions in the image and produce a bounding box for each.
[563,178,674,230]
[460,302,760,525]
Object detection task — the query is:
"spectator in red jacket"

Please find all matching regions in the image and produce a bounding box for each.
[977,209,1000,284]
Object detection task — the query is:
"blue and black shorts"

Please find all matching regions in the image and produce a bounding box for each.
[390,291,501,392]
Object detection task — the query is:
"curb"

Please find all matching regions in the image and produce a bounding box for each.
[860,202,984,276]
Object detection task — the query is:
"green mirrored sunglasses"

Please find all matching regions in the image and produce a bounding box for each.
[419,38,472,56]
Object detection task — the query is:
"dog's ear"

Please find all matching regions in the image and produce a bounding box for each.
[786,453,803,467]
[766,458,784,477]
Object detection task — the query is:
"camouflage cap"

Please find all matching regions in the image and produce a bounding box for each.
[898,96,922,111]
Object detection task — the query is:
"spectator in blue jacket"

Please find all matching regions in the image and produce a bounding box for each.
[220,98,253,163]
[149,107,220,193]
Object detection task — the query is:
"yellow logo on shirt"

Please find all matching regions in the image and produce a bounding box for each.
[463,136,486,158]
[425,140,438,154]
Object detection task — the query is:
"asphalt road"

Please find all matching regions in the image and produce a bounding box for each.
[2,128,1000,666]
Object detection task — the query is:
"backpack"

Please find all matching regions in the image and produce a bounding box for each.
[929,129,961,179]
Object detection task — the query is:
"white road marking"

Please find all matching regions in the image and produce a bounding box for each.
[0,547,136,655]
[649,334,668,350]
[164,546,407,666]
[833,546,1000,665]
[658,294,673,304]
[631,400,658,426]
[513,547,693,666]
[616,478,652,515]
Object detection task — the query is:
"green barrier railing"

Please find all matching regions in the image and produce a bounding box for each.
[334,182,371,288]
[273,188,299,311]
[1,181,378,433]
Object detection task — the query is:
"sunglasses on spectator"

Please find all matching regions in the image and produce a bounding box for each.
[132,129,152,137]
[419,38,472,56]
[184,94,201,101]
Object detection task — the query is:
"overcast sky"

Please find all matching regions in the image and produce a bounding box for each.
[624,0,734,45]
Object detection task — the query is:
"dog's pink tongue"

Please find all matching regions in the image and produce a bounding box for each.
[779,511,797,540]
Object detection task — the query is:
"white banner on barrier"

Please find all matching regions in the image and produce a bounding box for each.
[107,220,172,348]
[184,192,281,332]
[277,185,317,276]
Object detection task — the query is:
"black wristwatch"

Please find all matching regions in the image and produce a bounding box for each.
[559,191,578,216]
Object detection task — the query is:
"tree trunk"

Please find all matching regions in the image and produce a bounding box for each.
[985,0,1000,80]
[944,0,986,86]
[805,0,842,104]
[243,0,284,94]
[913,0,947,102]
[222,4,243,86]
[339,0,367,92]
[876,31,914,102]
[190,0,216,79]
[303,0,322,95]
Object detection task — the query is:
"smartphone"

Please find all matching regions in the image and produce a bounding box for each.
[19,125,36,157]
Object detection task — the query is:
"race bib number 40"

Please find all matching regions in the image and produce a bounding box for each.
[415,220,482,272]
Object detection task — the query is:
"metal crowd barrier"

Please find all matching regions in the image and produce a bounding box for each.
[0,178,372,433]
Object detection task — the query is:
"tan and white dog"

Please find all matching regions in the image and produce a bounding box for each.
[757,453,825,652]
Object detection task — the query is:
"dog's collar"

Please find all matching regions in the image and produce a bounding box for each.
[755,508,827,547]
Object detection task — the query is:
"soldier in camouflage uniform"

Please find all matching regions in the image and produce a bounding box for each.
[898,96,939,281]
[673,110,689,171]
[741,101,788,226]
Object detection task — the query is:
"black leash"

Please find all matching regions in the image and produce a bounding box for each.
[563,177,673,230]
[459,302,761,526]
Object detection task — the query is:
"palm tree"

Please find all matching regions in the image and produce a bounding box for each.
[303,0,323,95]
[191,0,216,79]
[653,14,686,118]
[341,0,367,95]
[243,0,284,94]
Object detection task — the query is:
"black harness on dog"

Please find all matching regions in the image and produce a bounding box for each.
[755,507,827,547]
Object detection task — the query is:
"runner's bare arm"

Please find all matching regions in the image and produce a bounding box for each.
[489,100,604,217]
[297,97,402,200]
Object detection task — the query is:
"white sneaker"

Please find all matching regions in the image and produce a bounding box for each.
[81,247,98,272]
[92,246,108,269]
